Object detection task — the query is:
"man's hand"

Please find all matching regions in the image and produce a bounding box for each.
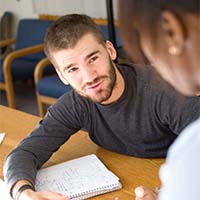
[134,186,158,200]
[19,189,69,200]
[11,180,69,200]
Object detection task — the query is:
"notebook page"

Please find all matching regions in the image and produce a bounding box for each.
[35,154,121,198]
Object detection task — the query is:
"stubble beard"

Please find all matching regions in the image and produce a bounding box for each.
[74,60,117,103]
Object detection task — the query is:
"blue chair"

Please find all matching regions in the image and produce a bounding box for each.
[0,18,52,108]
[34,58,72,117]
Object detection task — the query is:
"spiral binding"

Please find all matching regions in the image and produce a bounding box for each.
[70,182,122,200]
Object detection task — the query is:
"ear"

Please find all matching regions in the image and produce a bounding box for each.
[105,40,117,60]
[55,68,69,85]
[161,11,186,55]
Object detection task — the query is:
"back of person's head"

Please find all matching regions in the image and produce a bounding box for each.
[118,0,199,62]
[118,0,200,95]
[44,14,106,60]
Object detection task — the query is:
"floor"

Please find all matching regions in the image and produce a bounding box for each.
[0,81,39,116]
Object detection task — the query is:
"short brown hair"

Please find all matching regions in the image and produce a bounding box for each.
[44,14,106,59]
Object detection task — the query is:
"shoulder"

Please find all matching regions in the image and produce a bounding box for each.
[43,90,95,127]
[117,62,172,94]
[117,62,162,83]
[48,89,94,115]
[118,63,200,106]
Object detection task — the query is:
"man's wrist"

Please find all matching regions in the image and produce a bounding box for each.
[14,184,35,200]
[10,180,34,199]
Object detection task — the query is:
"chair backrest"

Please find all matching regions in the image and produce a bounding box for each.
[15,19,52,61]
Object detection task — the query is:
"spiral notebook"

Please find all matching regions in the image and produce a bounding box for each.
[35,154,122,199]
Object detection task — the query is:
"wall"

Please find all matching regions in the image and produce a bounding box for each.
[0,0,118,37]
[0,0,37,36]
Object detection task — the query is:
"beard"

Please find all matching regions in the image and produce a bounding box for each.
[73,59,117,103]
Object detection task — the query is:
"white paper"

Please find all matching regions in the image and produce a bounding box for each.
[0,132,5,144]
[35,154,121,199]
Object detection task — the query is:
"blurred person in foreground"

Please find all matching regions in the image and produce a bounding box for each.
[118,0,200,200]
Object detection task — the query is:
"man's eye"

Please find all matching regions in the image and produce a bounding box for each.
[89,56,98,63]
[67,67,77,73]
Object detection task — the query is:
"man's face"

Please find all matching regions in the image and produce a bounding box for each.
[52,34,117,103]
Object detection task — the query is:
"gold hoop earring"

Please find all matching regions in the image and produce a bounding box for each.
[168,46,181,56]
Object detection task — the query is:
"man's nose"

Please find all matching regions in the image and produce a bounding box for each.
[81,66,97,82]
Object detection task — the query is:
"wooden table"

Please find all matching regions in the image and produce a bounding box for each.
[0,105,164,199]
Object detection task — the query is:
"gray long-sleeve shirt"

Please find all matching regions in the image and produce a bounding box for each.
[4,64,200,192]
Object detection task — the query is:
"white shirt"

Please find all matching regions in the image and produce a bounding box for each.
[158,117,200,200]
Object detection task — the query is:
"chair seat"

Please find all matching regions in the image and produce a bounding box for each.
[37,75,72,98]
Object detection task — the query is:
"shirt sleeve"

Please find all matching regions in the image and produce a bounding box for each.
[3,92,82,192]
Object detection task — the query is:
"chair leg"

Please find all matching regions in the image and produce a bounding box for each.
[39,102,46,118]
[6,82,16,108]
[3,57,16,108]
[36,93,46,117]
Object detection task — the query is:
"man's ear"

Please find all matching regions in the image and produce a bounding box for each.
[55,69,69,85]
[161,11,186,55]
[105,40,117,60]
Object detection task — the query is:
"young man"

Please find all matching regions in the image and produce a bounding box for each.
[118,0,200,199]
[4,14,200,200]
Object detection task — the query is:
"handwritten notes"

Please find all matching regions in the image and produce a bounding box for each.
[35,154,121,199]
